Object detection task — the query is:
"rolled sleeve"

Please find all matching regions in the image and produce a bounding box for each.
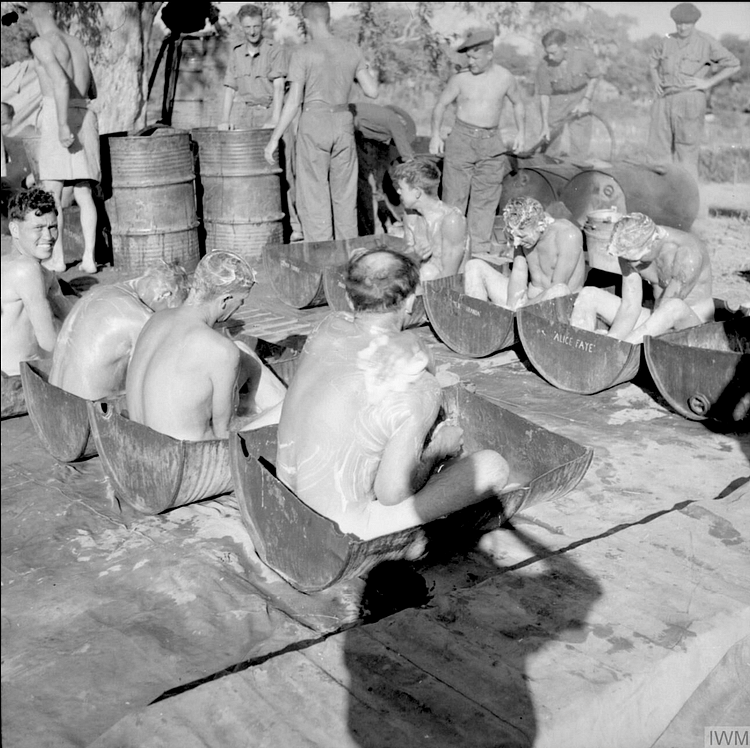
[709,37,740,69]
[268,43,289,81]
[287,48,306,85]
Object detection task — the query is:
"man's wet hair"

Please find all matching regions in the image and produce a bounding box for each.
[189,251,255,302]
[237,3,262,21]
[608,213,657,254]
[8,188,57,222]
[542,29,567,47]
[391,159,441,198]
[345,248,420,312]
[301,2,330,23]
[503,196,546,231]
[143,260,190,297]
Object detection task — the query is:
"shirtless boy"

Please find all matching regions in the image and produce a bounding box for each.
[392,159,469,281]
[1,188,72,376]
[571,212,713,345]
[430,27,525,253]
[126,251,286,442]
[464,196,585,309]
[28,1,100,274]
[276,248,509,540]
[50,262,189,401]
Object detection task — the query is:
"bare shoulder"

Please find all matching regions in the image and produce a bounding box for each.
[551,218,583,245]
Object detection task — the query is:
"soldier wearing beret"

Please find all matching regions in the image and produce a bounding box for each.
[429,28,525,254]
[647,2,740,184]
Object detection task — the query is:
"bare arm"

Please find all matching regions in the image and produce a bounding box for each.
[438,211,468,276]
[268,77,286,128]
[209,343,242,439]
[430,75,460,155]
[264,80,303,165]
[355,65,379,99]
[17,265,60,352]
[608,262,644,340]
[219,86,236,129]
[573,77,600,115]
[506,76,525,152]
[506,247,529,310]
[373,392,461,506]
[653,244,703,306]
[31,38,72,148]
[539,94,551,139]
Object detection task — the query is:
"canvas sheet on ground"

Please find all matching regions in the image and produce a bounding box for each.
[2,355,748,747]
[1,416,370,748]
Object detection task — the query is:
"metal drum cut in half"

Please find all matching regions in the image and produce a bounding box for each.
[19,362,99,462]
[263,234,405,309]
[229,383,593,592]
[644,317,750,422]
[103,130,200,272]
[516,294,642,394]
[191,128,284,263]
[422,274,517,357]
[560,162,699,230]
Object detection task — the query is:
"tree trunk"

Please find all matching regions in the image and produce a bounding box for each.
[69,2,162,134]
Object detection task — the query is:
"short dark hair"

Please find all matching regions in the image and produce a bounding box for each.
[542,29,567,47]
[301,2,330,23]
[391,159,441,198]
[345,248,420,312]
[237,4,262,21]
[8,187,57,222]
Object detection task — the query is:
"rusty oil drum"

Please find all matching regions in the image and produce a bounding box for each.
[560,162,699,230]
[103,130,200,272]
[498,159,585,213]
[191,128,284,263]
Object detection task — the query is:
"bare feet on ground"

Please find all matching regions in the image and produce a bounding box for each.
[78,261,98,274]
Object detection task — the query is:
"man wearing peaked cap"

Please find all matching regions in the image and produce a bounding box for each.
[647,3,740,188]
[457,27,495,54]
[670,3,701,23]
[430,27,525,254]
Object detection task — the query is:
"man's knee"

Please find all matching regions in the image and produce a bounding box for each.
[468,449,510,495]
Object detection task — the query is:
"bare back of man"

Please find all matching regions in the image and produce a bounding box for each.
[126,251,285,442]
[32,28,91,102]
[571,215,713,345]
[126,311,240,441]
[50,282,150,400]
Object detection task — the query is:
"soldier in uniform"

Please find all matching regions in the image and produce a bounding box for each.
[264,2,378,242]
[219,3,287,130]
[535,29,602,161]
[647,2,740,184]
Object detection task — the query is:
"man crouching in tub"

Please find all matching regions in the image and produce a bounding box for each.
[126,251,286,441]
[276,247,510,540]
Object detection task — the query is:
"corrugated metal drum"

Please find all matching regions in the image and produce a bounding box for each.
[560,162,699,230]
[192,128,284,264]
[172,38,205,130]
[104,130,200,272]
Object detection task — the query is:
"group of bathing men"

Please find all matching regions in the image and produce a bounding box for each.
[2,157,713,538]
